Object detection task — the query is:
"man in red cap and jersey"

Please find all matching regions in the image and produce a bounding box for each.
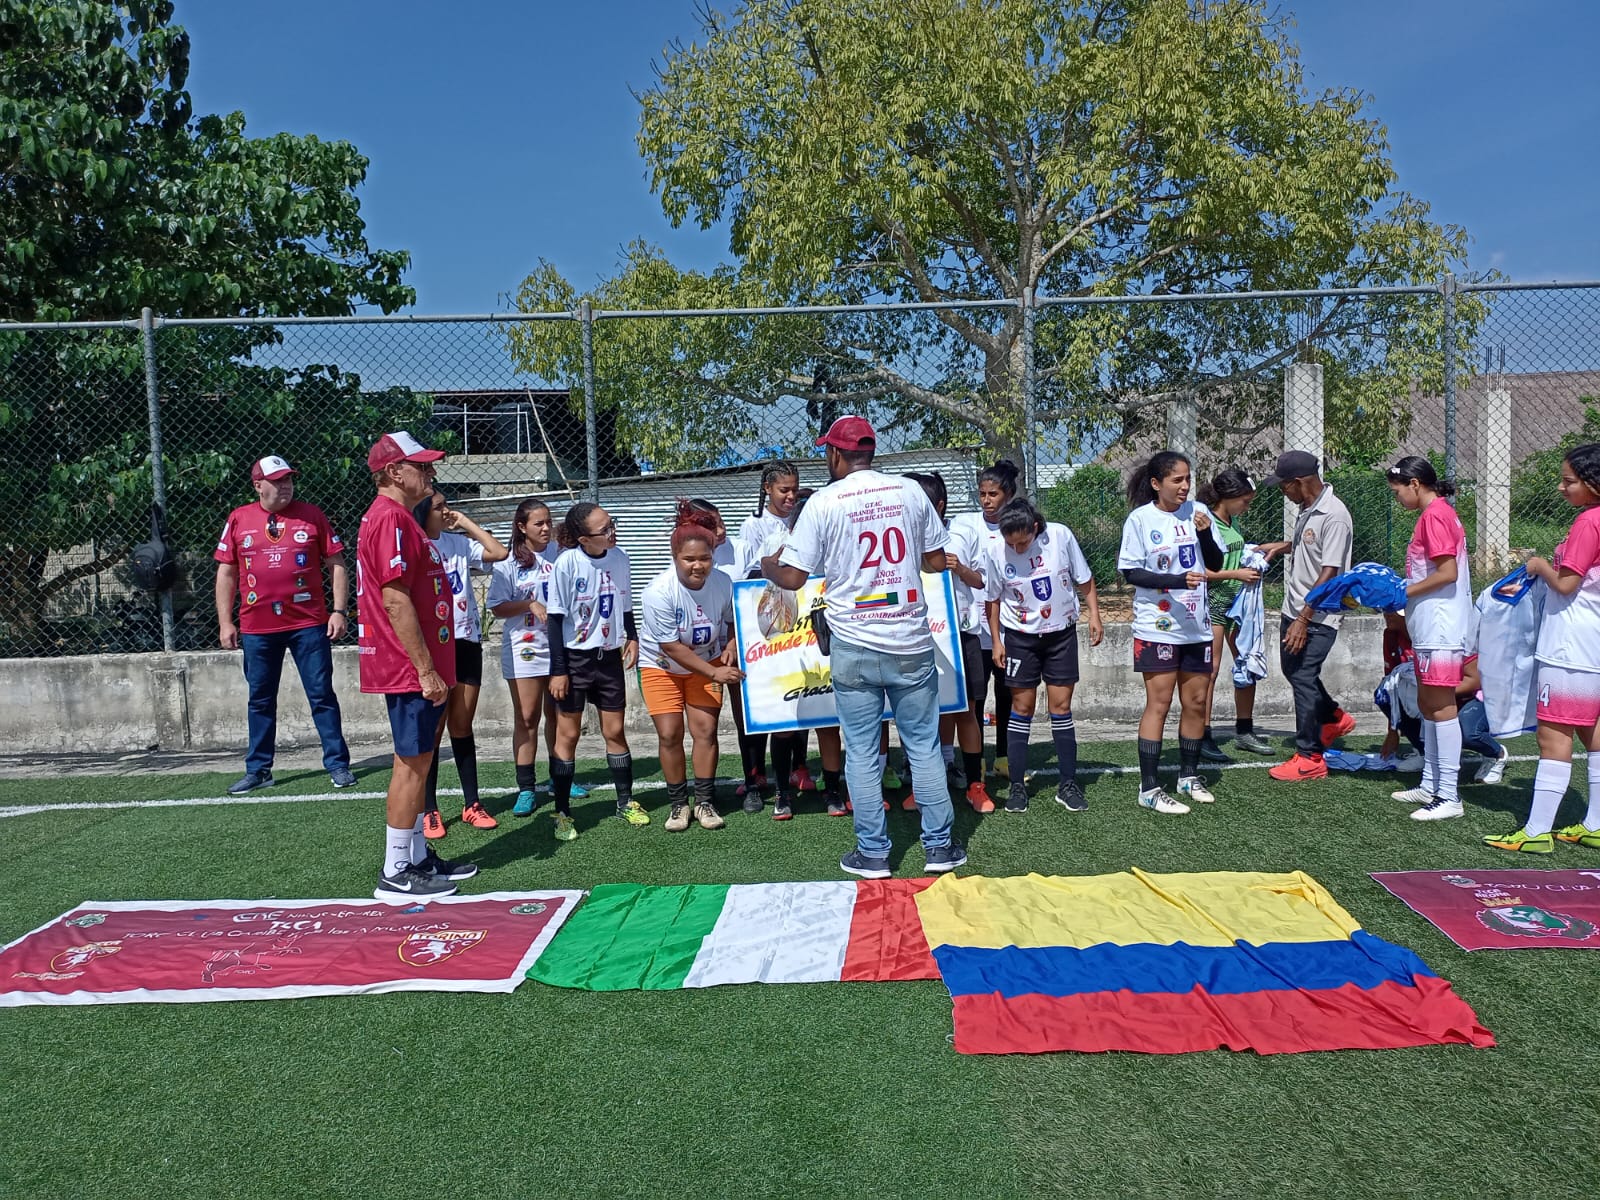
[359,432,477,900]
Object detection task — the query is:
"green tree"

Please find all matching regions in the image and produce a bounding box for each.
[513,0,1477,471]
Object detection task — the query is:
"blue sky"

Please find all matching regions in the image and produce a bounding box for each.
[177,0,1600,314]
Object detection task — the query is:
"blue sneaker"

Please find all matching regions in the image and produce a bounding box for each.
[924,842,969,874]
[512,790,538,817]
[570,780,590,799]
[227,771,274,795]
[839,849,891,880]
[329,766,357,789]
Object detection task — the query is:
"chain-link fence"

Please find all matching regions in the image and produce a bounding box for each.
[3,280,1598,658]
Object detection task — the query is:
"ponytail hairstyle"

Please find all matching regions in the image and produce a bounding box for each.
[1386,455,1458,499]
[558,501,600,551]
[1126,450,1191,509]
[996,496,1046,542]
[1566,442,1600,496]
[789,487,814,528]
[1196,467,1256,509]
[904,470,947,516]
[509,498,551,567]
[685,496,725,543]
[756,458,800,516]
[670,498,721,554]
[977,458,1021,501]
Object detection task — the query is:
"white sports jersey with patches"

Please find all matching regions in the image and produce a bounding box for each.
[430,530,489,643]
[951,511,1003,647]
[639,567,734,674]
[546,545,632,651]
[487,547,557,678]
[1117,500,1220,645]
[738,511,789,575]
[985,522,1093,635]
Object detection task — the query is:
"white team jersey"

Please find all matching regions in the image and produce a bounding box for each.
[738,511,789,574]
[712,537,745,581]
[779,470,948,654]
[944,515,983,637]
[547,545,632,651]
[639,567,734,674]
[1405,498,1474,652]
[486,548,556,678]
[951,511,1003,646]
[985,522,1093,635]
[1537,506,1600,673]
[430,531,488,643]
[1117,500,1220,644]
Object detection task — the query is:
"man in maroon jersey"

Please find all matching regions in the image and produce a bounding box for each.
[215,455,355,795]
[358,432,478,900]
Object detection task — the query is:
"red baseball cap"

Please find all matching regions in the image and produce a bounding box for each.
[368,431,446,472]
[250,455,297,482]
[815,416,877,452]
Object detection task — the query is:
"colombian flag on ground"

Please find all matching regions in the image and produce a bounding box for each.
[913,869,1496,1055]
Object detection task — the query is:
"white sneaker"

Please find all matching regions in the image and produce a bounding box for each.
[1391,786,1433,805]
[1410,797,1464,821]
[1475,749,1509,785]
[1177,775,1215,804]
[1137,786,1190,815]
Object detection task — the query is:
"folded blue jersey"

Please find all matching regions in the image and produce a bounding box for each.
[1486,564,1534,605]
[1305,562,1408,613]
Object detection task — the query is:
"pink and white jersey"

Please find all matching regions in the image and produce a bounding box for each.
[985,522,1092,635]
[1536,506,1600,673]
[1405,497,1474,652]
[779,469,948,654]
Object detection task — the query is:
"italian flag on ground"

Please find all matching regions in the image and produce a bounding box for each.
[528,879,939,989]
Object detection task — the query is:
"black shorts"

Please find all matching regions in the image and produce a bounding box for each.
[556,646,628,714]
[1003,626,1080,689]
[960,632,986,713]
[454,638,483,687]
[1134,637,1213,676]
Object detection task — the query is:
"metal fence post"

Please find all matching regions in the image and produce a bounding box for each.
[1440,272,1458,486]
[1021,287,1038,496]
[140,307,175,653]
[580,299,599,502]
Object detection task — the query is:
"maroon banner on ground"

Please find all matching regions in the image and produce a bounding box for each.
[1371,870,1600,951]
[0,892,582,1006]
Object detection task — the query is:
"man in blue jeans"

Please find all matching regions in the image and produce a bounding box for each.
[214,455,356,794]
[763,416,967,878]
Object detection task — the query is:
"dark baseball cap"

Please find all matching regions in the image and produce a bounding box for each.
[1260,450,1320,489]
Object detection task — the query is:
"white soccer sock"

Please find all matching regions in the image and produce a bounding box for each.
[384,826,414,876]
[941,743,955,766]
[1420,720,1438,795]
[410,814,427,863]
[1434,718,1463,803]
[1525,760,1572,837]
[1585,753,1600,830]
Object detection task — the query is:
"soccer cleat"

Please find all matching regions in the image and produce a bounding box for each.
[825,792,849,817]
[924,843,969,874]
[772,793,794,821]
[413,846,478,882]
[1233,732,1275,755]
[461,802,498,830]
[1198,738,1233,764]
[375,864,457,902]
[742,787,764,815]
[1269,753,1328,782]
[882,765,904,791]
[664,802,692,833]
[1055,780,1087,812]
[227,771,275,796]
[966,782,996,814]
[901,792,919,810]
[617,800,650,826]
[1475,748,1510,785]
[569,781,590,799]
[694,801,726,831]
[1177,776,1215,805]
[1410,797,1464,821]
[736,773,768,799]
[329,766,358,789]
[1003,785,1029,814]
[1553,823,1600,849]
[790,767,817,792]
[552,812,578,842]
[1320,710,1358,748]
[1483,827,1554,854]
[1391,786,1433,805]
[1137,786,1190,815]
[512,790,538,818]
[839,850,892,880]
[422,810,447,840]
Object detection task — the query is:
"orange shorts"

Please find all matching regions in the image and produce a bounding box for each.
[640,666,723,716]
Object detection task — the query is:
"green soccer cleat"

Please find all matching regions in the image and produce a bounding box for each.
[552,813,578,842]
[881,765,903,791]
[1482,827,1554,854]
[1553,824,1600,849]
[617,800,650,826]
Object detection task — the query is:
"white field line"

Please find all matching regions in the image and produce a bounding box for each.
[0,751,1570,820]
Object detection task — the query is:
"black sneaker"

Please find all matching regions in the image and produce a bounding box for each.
[413,846,478,882]
[839,849,891,880]
[375,863,458,902]
[1055,780,1087,812]
[742,788,764,815]
[825,791,848,817]
[772,792,794,821]
[227,771,275,795]
[1004,785,1029,813]
[924,842,969,873]
[1199,738,1233,764]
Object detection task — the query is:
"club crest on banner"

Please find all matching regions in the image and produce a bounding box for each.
[398,929,486,966]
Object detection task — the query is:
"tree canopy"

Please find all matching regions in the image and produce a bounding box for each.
[512,0,1476,470]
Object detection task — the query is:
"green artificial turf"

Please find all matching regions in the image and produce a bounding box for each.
[2,739,1598,1199]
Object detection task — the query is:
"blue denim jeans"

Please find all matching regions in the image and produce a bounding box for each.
[1457,697,1504,760]
[829,635,953,858]
[242,626,350,774]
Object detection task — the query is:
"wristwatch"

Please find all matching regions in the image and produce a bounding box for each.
[331,608,349,615]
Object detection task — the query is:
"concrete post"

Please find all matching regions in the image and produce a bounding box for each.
[147,659,191,751]
[1167,392,1198,460]
[1477,385,1513,573]
[1282,362,1325,538]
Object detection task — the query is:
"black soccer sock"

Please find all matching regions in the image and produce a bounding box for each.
[1138,738,1163,792]
[1006,713,1030,782]
[1179,736,1203,777]
[666,780,690,808]
[693,776,717,807]
[741,733,768,781]
[822,767,843,799]
[607,752,634,810]
[770,735,795,792]
[1202,724,1215,744]
[515,762,538,794]
[1236,716,1255,736]
[550,757,576,816]
[1051,712,1078,785]
[424,752,441,814]
[450,734,479,809]
[994,683,1012,759]
[962,750,984,788]
[794,729,811,776]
